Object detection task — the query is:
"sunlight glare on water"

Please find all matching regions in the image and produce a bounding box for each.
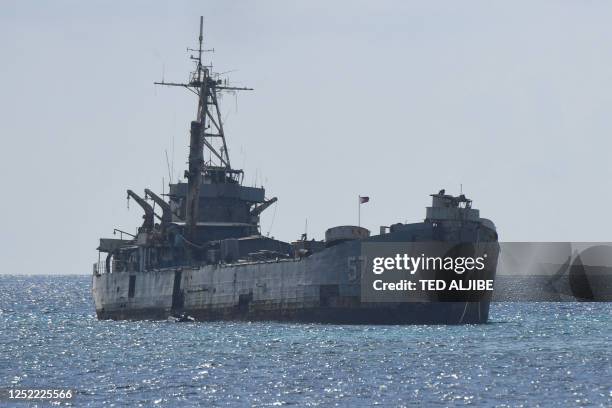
[0,276,610,407]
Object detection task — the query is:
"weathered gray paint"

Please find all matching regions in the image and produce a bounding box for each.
[93,233,498,324]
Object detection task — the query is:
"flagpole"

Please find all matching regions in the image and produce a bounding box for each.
[358,195,361,227]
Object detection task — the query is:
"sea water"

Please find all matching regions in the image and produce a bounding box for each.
[0,275,610,407]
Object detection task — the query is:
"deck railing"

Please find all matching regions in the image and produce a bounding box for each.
[93,260,108,275]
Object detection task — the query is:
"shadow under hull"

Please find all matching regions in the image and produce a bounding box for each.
[96,301,491,325]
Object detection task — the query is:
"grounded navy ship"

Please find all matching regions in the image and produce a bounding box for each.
[92,18,500,324]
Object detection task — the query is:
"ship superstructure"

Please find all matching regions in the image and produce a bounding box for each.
[98,17,283,274]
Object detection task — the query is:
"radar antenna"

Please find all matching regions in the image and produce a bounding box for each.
[154,16,252,170]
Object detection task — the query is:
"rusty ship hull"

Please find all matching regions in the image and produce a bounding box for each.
[93,225,499,325]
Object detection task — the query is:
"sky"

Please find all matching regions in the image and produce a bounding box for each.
[2,1,612,275]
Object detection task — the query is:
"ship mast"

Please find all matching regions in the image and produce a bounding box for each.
[155,16,252,244]
[155,16,252,169]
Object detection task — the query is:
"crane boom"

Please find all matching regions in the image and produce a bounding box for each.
[145,188,174,223]
[250,197,278,217]
[127,189,155,231]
